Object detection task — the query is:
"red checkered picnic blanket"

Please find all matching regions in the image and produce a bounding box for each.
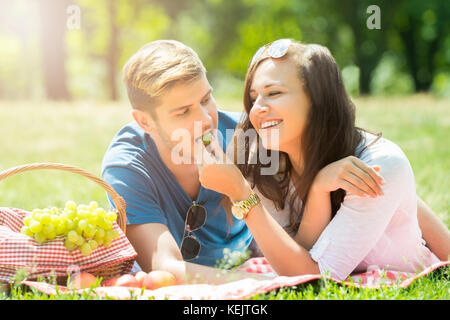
[237,257,450,288]
[21,257,449,300]
[0,207,137,283]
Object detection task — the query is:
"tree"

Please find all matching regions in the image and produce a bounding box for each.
[38,0,71,100]
[394,0,450,92]
[106,0,119,100]
[337,0,387,95]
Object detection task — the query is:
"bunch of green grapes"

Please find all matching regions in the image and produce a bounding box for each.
[20,201,120,256]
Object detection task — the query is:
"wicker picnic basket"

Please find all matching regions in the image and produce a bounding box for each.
[0,163,137,285]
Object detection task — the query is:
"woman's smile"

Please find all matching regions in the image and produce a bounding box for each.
[260,119,283,130]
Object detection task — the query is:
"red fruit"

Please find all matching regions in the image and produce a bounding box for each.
[101,275,120,287]
[69,272,98,289]
[114,274,140,288]
[134,271,147,287]
[142,270,176,290]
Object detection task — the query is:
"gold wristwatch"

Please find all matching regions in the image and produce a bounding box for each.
[231,192,260,220]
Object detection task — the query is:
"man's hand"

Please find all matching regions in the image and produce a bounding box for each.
[126,222,187,284]
[126,222,276,285]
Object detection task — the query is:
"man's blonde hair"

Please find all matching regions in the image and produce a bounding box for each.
[123,40,206,111]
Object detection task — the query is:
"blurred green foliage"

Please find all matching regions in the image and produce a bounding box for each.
[0,0,449,101]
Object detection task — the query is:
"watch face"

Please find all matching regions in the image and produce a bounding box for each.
[232,206,245,220]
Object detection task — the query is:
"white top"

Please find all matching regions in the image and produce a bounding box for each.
[255,132,440,279]
[249,180,302,257]
[253,180,302,238]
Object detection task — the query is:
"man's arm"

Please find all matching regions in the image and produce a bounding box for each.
[126,222,274,285]
[417,197,450,261]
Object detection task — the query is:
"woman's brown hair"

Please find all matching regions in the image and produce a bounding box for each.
[229,41,366,232]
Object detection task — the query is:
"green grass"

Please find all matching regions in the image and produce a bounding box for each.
[0,94,448,300]
[250,266,449,300]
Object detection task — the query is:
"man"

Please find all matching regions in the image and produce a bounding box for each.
[101,40,267,284]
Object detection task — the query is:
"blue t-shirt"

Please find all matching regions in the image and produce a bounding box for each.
[101,110,251,267]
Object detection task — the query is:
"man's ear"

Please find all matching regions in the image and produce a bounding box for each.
[131,109,155,134]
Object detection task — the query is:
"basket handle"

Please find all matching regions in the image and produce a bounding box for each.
[0,163,127,233]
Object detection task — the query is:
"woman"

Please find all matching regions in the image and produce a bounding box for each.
[195,39,449,279]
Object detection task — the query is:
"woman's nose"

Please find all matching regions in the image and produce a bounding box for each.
[253,96,269,114]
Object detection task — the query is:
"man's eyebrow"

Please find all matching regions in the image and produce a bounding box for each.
[169,104,192,113]
[169,88,213,113]
[202,88,213,99]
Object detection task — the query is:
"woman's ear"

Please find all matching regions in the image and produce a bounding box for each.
[131,109,155,134]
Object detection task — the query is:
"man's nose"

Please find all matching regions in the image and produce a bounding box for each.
[199,106,213,129]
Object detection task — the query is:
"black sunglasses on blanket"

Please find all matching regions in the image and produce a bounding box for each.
[180,200,207,260]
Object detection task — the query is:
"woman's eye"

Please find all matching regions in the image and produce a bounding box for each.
[178,108,190,116]
[268,91,281,97]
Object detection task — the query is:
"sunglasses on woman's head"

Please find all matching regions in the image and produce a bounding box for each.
[248,39,293,68]
[180,201,207,260]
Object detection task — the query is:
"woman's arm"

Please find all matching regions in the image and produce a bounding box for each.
[196,140,319,276]
[223,151,394,278]
[417,197,450,261]
[295,156,384,250]
[228,182,321,276]
[295,155,449,260]
[196,141,386,277]
[294,183,331,251]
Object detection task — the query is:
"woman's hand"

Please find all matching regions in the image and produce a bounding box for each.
[312,156,385,198]
[194,132,251,202]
